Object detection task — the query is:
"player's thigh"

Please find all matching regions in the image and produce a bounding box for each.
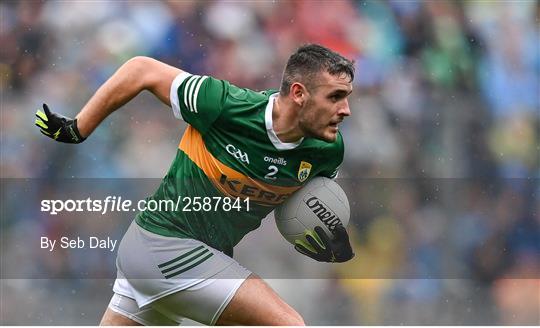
[100,307,141,326]
[101,293,179,326]
[149,262,250,325]
[151,272,304,326]
[215,274,305,326]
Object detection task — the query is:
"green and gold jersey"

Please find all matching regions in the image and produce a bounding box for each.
[135,72,344,256]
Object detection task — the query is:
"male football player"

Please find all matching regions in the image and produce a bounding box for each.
[35,44,355,325]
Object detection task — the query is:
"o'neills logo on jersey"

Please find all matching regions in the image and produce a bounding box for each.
[304,195,342,232]
[297,161,312,182]
[264,156,287,166]
[226,144,250,164]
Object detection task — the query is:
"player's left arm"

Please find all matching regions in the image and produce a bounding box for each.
[35,56,182,143]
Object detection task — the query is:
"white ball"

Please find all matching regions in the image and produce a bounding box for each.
[274,177,350,246]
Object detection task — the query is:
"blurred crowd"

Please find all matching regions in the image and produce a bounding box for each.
[1,0,539,325]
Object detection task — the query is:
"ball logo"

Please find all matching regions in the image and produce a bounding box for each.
[303,195,342,232]
[226,144,250,164]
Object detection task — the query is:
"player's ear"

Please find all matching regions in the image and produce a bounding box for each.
[290,82,308,107]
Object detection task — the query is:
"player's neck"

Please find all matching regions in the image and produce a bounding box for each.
[273,96,304,143]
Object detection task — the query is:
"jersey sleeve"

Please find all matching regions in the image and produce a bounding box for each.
[169,72,228,134]
[319,132,345,179]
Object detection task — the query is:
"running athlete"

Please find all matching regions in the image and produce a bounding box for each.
[35,44,355,325]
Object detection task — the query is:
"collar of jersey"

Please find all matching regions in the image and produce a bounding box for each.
[265,93,304,150]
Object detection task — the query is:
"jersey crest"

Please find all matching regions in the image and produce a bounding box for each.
[297,161,312,182]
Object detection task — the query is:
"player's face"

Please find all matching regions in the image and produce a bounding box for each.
[299,72,352,142]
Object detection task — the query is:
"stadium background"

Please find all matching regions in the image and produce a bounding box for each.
[1,0,538,325]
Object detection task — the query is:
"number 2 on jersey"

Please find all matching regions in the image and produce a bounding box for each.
[265,165,278,180]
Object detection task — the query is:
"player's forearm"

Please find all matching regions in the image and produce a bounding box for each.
[74,57,148,137]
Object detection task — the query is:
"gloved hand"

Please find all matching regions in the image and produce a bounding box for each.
[35,104,86,143]
[294,225,354,263]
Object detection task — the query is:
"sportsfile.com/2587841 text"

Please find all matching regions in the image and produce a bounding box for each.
[40,196,250,215]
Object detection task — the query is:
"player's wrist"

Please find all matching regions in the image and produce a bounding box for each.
[73,113,92,139]
[69,118,86,143]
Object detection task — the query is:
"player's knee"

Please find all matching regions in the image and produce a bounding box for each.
[291,313,306,326]
[281,309,305,326]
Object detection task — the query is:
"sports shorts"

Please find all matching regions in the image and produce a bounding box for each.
[110,221,251,325]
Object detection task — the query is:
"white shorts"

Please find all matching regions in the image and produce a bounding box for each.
[111,221,251,325]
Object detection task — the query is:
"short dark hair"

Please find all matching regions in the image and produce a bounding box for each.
[280,44,355,95]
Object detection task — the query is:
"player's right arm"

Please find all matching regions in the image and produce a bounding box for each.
[35,56,182,143]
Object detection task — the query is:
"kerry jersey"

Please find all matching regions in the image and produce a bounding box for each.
[135,72,344,256]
